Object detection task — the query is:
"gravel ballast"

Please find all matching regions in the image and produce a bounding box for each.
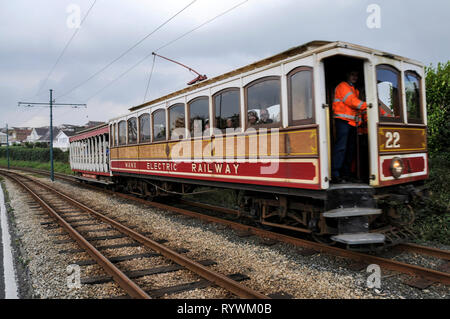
[2,172,449,299]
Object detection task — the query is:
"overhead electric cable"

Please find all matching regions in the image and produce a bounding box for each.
[35,0,98,97]
[57,0,198,99]
[84,0,250,102]
[143,54,157,103]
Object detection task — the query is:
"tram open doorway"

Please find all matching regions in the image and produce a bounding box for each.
[323,55,370,184]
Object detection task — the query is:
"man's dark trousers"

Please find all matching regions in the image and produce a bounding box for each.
[332,118,356,178]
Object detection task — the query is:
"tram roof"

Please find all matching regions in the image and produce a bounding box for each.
[128,40,424,113]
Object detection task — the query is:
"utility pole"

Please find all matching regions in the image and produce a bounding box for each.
[50,89,54,181]
[18,89,86,181]
[6,123,9,169]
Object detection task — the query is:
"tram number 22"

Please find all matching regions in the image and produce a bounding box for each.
[385,131,400,148]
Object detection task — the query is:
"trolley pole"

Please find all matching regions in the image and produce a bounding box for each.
[6,123,10,170]
[18,90,86,182]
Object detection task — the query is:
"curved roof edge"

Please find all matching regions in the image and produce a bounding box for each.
[128,40,424,113]
[129,40,331,112]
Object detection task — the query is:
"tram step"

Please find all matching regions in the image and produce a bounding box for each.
[331,233,385,245]
[323,207,382,218]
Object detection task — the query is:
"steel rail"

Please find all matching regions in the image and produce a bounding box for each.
[396,243,450,261]
[1,169,268,299]
[4,166,450,285]
[114,194,450,285]
[0,171,151,299]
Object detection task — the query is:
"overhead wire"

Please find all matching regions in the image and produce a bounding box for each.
[84,0,250,103]
[56,0,198,100]
[35,0,98,97]
[143,54,157,103]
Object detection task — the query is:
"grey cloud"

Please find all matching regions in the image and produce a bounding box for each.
[1,0,449,128]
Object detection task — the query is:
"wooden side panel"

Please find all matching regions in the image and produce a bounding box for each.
[139,143,168,159]
[111,127,318,161]
[118,146,139,159]
[110,148,119,160]
[378,125,427,154]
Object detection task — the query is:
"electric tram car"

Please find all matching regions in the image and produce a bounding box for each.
[69,41,428,248]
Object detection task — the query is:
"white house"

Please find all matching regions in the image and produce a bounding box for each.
[0,132,7,146]
[26,127,49,143]
[54,130,76,151]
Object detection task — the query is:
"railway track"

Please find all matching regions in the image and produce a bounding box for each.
[0,169,269,299]
[2,166,450,288]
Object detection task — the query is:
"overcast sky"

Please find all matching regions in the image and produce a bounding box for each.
[1,0,449,128]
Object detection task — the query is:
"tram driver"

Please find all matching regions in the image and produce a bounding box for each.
[331,70,367,184]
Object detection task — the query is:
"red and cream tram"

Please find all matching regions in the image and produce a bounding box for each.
[70,41,428,247]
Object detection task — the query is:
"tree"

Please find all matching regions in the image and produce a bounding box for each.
[426,62,450,156]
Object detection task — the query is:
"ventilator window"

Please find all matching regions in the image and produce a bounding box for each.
[376,64,403,122]
[288,67,314,125]
[169,103,186,140]
[404,71,423,123]
[213,88,241,134]
[152,109,166,142]
[245,77,281,129]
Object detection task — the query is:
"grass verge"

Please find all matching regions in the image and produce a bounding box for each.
[0,158,73,175]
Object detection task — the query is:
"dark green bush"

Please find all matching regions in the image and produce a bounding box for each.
[0,146,69,163]
[425,62,450,157]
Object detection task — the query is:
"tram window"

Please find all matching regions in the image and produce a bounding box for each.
[139,114,151,143]
[118,121,126,145]
[114,123,118,146]
[288,67,314,125]
[127,117,137,144]
[246,77,281,128]
[404,71,422,123]
[376,65,402,121]
[110,125,114,147]
[169,103,185,140]
[189,97,209,137]
[152,109,166,142]
[214,88,240,133]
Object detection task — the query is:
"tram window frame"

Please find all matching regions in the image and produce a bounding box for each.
[244,76,282,130]
[109,124,114,147]
[212,87,241,135]
[376,64,404,123]
[187,96,210,138]
[127,117,138,145]
[152,109,167,142]
[118,120,127,145]
[139,113,151,143]
[168,103,186,141]
[113,123,118,146]
[404,70,423,124]
[287,66,315,126]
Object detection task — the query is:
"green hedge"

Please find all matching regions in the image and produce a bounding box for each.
[0,146,69,163]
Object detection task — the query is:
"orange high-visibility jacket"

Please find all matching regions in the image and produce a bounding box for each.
[358,104,392,135]
[332,81,367,127]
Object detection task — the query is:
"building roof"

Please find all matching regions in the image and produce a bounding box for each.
[13,129,32,142]
[85,121,106,128]
[34,127,49,136]
[60,130,77,137]
[37,128,60,142]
